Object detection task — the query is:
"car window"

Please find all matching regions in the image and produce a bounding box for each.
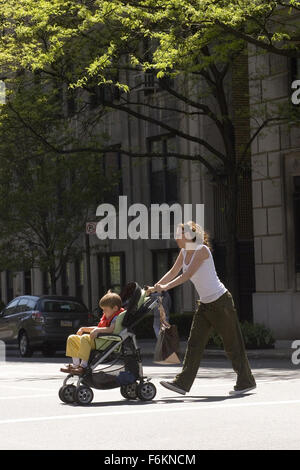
[42,300,87,313]
[17,298,31,312]
[26,298,37,310]
[2,299,20,316]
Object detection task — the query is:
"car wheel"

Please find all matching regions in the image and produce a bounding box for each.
[18,331,33,358]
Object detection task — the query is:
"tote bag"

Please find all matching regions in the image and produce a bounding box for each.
[153,324,181,364]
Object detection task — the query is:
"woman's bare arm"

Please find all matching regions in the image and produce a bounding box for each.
[156,246,209,291]
[155,250,184,285]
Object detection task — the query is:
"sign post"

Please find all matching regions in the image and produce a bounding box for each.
[85,222,97,312]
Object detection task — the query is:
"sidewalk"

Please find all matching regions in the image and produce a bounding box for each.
[138,339,293,360]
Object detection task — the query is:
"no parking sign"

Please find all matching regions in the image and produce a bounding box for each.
[86,222,97,235]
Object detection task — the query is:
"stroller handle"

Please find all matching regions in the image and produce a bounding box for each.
[147,297,160,310]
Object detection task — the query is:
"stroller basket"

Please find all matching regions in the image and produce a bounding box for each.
[82,355,140,390]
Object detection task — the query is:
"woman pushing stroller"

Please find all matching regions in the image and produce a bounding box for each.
[60,291,124,376]
[147,221,256,397]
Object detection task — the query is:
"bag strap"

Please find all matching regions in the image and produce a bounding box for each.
[158,296,171,331]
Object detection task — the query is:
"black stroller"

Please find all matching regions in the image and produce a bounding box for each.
[58,282,159,405]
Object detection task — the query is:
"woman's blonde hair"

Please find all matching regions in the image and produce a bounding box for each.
[178,221,211,249]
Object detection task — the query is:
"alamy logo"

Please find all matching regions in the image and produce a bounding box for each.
[0,81,5,105]
[0,340,5,362]
[291,340,300,365]
[291,80,300,105]
[95,196,204,250]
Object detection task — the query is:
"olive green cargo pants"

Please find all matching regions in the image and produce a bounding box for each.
[174,291,256,392]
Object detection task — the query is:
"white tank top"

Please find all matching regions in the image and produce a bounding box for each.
[182,244,227,303]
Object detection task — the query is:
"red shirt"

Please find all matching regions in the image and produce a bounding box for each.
[97,307,124,328]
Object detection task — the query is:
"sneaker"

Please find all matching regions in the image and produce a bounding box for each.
[160,381,187,395]
[229,384,256,396]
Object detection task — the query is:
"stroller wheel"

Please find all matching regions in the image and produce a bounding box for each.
[137,382,157,401]
[59,385,76,404]
[74,385,94,405]
[120,383,138,400]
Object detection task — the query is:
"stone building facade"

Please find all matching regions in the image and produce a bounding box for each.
[0,45,299,342]
[249,46,300,340]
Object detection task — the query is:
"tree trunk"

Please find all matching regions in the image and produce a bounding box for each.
[50,268,57,294]
[224,173,240,311]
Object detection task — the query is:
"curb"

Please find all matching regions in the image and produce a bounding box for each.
[138,340,292,360]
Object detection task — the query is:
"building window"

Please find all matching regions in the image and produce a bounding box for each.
[24,271,32,295]
[290,58,300,84]
[6,271,14,303]
[66,87,76,117]
[89,80,120,109]
[140,39,174,96]
[43,271,51,295]
[102,152,123,206]
[213,184,227,243]
[75,258,84,300]
[152,249,180,313]
[97,252,125,297]
[148,136,178,204]
[61,263,70,296]
[294,176,300,272]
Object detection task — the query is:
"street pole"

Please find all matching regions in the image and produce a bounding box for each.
[85,233,92,312]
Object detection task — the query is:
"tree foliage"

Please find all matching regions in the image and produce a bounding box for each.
[1,0,299,87]
[0,72,111,292]
[0,0,298,298]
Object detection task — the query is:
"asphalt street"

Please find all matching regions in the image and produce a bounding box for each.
[0,350,299,451]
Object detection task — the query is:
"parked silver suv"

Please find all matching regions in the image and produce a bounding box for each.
[0,295,92,357]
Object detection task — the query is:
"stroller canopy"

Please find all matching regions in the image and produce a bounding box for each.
[120,282,150,328]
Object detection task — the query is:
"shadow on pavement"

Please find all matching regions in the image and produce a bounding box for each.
[59,393,252,408]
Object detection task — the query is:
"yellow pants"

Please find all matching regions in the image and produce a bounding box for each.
[66,334,96,362]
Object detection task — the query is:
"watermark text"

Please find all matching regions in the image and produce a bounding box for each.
[95,196,204,250]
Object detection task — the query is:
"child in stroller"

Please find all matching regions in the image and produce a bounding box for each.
[60,290,125,375]
[58,282,161,405]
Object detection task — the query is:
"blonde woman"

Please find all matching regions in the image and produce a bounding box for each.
[148,221,256,396]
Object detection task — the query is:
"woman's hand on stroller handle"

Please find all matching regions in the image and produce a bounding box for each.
[145,286,155,294]
[145,284,168,294]
[154,283,168,292]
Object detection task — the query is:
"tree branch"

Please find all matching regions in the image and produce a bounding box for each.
[158,78,226,134]
[216,20,300,58]
[119,149,222,180]
[106,100,227,163]
[238,116,289,169]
